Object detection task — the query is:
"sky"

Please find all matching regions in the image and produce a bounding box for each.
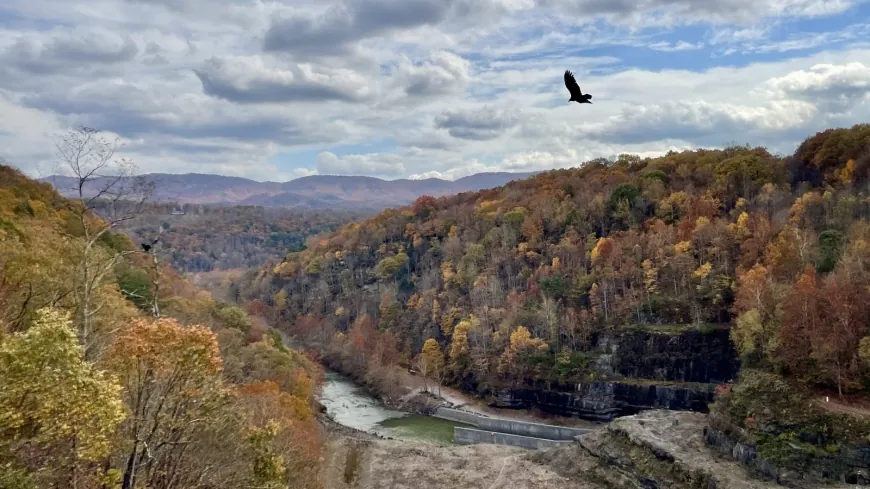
[1,0,869,182]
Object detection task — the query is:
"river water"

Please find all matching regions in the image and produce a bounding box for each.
[317,370,472,445]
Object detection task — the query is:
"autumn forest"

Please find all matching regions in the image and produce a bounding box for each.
[4,124,870,487]
[233,123,870,471]
[1,130,324,489]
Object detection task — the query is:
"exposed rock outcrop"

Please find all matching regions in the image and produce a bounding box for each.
[600,327,738,383]
[534,410,860,489]
[491,382,715,421]
[490,327,736,421]
[704,426,870,486]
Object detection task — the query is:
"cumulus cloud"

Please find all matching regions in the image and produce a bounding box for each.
[0,27,138,79]
[0,0,869,180]
[263,0,501,57]
[588,99,819,146]
[434,106,523,140]
[393,51,471,97]
[765,62,870,112]
[194,56,374,103]
[317,151,406,178]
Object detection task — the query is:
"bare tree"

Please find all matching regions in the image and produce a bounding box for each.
[143,227,164,318]
[56,127,154,359]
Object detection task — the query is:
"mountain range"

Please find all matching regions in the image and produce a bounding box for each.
[40,171,537,209]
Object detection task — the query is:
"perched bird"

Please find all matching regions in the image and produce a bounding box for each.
[141,236,159,252]
[564,70,592,104]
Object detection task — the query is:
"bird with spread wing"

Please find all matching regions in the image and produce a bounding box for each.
[564,70,592,104]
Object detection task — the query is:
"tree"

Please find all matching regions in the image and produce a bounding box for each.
[56,127,154,359]
[417,338,445,396]
[374,253,408,282]
[216,304,253,333]
[817,230,845,273]
[449,316,477,377]
[0,220,79,332]
[237,381,321,489]
[0,308,125,488]
[777,265,821,377]
[499,326,548,387]
[108,317,225,489]
[714,154,774,205]
[815,277,866,396]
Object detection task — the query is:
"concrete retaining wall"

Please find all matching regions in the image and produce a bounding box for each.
[454,427,573,449]
[433,407,484,426]
[435,407,590,441]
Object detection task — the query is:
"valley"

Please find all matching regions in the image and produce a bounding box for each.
[232,124,870,487]
[5,123,870,488]
[6,0,870,485]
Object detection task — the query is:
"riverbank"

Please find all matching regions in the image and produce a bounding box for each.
[317,369,480,445]
[318,353,598,430]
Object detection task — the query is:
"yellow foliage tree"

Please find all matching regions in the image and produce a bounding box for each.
[499,326,548,386]
[417,338,445,395]
[0,308,125,485]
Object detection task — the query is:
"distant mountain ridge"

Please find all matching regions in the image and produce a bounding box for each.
[40,171,537,209]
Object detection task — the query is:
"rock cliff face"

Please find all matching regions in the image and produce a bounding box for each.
[534,410,859,489]
[490,327,738,421]
[492,382,715,421]
[601,327,738,383]
[704,427,870,485]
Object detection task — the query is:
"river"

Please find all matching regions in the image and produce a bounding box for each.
[317,370,473,445]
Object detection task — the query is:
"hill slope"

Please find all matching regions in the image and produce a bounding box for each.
[1,163,325,488]
[234,124,870,482]
[41,171,537,209]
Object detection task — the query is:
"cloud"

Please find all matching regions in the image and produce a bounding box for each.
[1,0,870,181]
[765,62,870,112]
[194,55,374,103]
[316,151,406,177]
[648,40,702,52]
[393,51,471,97]
[434,106,523,140]
[20,78,344,145]
[263,0,500,57]
[398,129,457,150]
[0,27,138,77]
[588,100,819,146]
[537,0,856,25]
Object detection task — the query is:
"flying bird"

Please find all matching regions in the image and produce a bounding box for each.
[564,70,592,104]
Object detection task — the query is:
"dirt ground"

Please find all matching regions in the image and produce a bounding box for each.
[322,434,597,489]
[318,414,595,489]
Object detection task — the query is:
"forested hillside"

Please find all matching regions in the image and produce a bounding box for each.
[237,124,870,474]
[89,201,365,272]
[0,143,324,488]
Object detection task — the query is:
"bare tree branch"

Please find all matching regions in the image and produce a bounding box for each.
[54,127,155,360]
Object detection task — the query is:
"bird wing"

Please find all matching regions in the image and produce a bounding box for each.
[564,70,583,97]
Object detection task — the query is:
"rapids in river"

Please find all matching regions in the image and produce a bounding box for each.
[317,370,472,445]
